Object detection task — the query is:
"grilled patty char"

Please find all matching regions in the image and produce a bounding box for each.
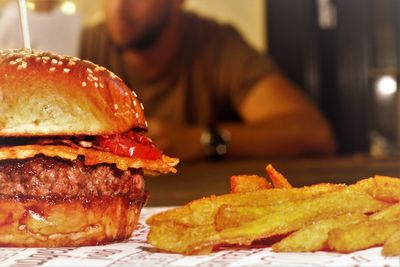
[0,155,145,200]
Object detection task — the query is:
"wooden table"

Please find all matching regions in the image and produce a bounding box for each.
[145,154,400,206]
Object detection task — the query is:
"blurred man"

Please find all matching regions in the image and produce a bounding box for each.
[80,0,336,161]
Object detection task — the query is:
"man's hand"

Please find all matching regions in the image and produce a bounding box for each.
[147,119,206,161]
[147,72,336,161]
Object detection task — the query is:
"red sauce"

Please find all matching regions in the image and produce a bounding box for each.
[96,131,162,160]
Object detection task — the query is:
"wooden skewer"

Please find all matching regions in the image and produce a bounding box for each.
[17,0,31,49]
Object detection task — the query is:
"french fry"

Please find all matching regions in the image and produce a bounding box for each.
[382,230,400,256]
[147,222,217,255]
[148,222,245,255]
[370,202,400,220]
[230,175,271,193]
[214,189,386,232]
[272,213,366,252]
[146,170,400,256]
[330,203,400,255]
[146,183,346,227]
[346,177,375,193]
[370,175,400,202]
[348,176,400,202]
[327,219,400,253]
[214,204,282,230]
[266,164,293,188]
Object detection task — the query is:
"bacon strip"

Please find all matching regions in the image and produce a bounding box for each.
[0,145,178,175]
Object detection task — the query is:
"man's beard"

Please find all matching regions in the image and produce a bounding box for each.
[121,7,171,51]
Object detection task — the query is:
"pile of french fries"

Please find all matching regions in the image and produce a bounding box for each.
[146,164,400,256]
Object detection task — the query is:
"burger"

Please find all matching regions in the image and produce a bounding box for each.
[0,49,178,247]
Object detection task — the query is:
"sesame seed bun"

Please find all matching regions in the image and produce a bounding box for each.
[0,49,178,248]
[0,49,146,136]
[0,195,146,247]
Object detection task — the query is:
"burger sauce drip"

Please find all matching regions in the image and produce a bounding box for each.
[96,131,162,160]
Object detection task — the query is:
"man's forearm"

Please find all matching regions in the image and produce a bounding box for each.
[220,112,336,158]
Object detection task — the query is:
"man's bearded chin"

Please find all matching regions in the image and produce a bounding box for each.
[120,9,171,51]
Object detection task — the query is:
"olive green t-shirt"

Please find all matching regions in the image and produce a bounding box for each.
[80,12,276,125]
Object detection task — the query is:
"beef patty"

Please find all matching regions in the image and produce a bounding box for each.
[0,155,145,200]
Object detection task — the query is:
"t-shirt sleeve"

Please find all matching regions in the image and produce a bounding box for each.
[212,25,277,113]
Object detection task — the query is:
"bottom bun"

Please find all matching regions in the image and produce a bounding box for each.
[0,195,147,247]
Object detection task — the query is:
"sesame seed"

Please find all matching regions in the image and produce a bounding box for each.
[86,68,93,74]
[35,57,40,61]
[51,59,58,65]
[129,147,135,156]
[145,120,148,127]
[18,225,26,231]
[82,81,87,87]
[140,103,144,110]
[135,113,139,119]
[68,60,76,66]
[92,76,98,81]
[63,68,71,73]
[114,104,118,110]
[42,60,48,64]
[15,58,22,63]
[57,61,63,66]
[87,76,93,82]
[49,67,56,72]
[9,61,17,65]
[94,82,98,88]
[133,100,137,107]
[17,62,27,70]
[132,91,138,97]
[42,56,50,60]
[99,83,104,88]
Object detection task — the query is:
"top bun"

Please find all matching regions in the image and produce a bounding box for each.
[0,49,146,136]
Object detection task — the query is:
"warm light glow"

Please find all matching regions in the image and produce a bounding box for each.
[26,1,35,10]
[375,75,397,97]
[60,1,76,15]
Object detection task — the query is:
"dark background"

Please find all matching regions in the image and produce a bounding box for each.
[267,0,400,155]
